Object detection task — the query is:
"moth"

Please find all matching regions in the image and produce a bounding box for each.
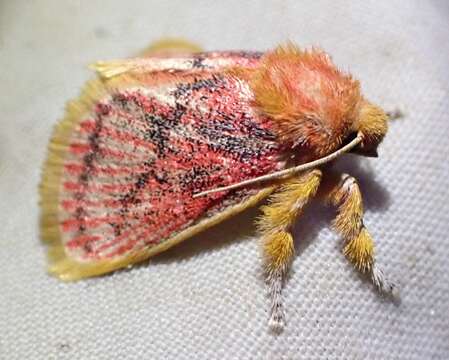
[40,39,396,331]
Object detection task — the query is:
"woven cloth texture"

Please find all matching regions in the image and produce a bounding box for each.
[1,1,448,359]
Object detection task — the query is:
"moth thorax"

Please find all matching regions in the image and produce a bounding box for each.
[250,44,362,158]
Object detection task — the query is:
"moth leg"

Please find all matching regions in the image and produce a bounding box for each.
[323,173,396,293]
[257,169,322,331]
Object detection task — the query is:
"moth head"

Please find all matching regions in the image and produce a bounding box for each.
[350,101,388,157]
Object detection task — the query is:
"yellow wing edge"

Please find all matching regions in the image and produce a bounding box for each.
[139,37,203,57]
[40,66,275,282]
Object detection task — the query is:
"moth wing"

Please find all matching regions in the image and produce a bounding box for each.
[91,45,262,80]
[91,38,203,79]
[138,38,203,57]
[40,65,284,281]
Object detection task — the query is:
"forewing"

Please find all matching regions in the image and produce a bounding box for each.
[41,67,285,280]
[92,50,263,79]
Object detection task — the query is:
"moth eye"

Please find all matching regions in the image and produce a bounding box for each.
[345,132,368,156]
[347,132,379,158]
[344,132,358,146]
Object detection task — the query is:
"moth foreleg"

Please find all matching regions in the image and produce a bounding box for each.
[324,173,396,294]
[257,169,322,331]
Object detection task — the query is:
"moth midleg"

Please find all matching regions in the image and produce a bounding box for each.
[322,172,396,293]
[257,169,322,330]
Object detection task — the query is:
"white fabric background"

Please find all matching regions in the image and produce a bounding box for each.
[1,1,449,359]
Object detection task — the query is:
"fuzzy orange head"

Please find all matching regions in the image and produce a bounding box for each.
[250,44,388,159]
[350,101,388,157]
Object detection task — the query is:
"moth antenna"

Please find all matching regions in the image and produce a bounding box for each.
[193,134,364,198]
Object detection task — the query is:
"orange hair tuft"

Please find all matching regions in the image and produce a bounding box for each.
[250,43,361,157]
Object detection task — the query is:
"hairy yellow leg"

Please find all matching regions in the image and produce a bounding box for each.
[257,169,322,331]
[324,173,396,293]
